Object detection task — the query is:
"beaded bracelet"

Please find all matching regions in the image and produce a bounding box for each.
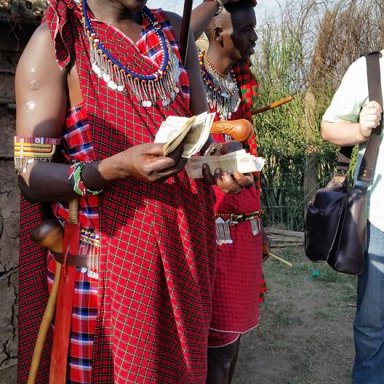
[68,162,104,196]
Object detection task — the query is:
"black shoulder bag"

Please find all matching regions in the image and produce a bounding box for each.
[304,51,383,275]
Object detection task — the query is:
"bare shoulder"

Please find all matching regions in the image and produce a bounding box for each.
[162,10,182,40]
[29,22,53,44]
[15,22,68,137]
[16,23,64,79]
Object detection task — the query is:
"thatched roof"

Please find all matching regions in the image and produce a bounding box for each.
[0,0,48,24]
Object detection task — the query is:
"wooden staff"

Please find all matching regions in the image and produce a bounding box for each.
[251,95,294,115]
[28,219,64,384]
[27,199,79,384]
[270,252,293,268]
[27,261,61,384]
[179,0,194,65]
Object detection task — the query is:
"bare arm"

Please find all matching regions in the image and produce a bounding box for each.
[321,101,382,146]
[15,23,75,202]
[190,1,221,40]
[165,12,209,118]
[190,0,258,40]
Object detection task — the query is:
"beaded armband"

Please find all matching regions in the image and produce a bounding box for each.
[68,162,104,196]
[14,136,61,174]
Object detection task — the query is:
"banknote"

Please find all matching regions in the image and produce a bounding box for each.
[185,149,265,179]
[154,112,215,158]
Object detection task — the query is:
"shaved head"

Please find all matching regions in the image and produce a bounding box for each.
[205,1,256,42]
[204,1,257,64]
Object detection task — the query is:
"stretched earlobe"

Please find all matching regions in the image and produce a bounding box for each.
[213,26,223,43]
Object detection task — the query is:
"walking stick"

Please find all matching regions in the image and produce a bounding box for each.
[27,260,61,384]
[27,199,80,383]
[179,0,194,65]
[251,95,294,115]
[28,219,64,384]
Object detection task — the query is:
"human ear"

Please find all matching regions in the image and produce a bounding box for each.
[213,25,223,43]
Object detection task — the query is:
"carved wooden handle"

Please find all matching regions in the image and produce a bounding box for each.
[31,219,63,254]
[211,119,254,142]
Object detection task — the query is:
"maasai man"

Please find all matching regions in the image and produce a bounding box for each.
[14,0,254,383]
[195,2,265,383]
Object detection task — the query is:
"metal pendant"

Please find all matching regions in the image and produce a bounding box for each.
[250,217,260,236]
[216,217,233,245]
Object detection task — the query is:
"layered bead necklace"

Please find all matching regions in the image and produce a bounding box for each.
[79,0,181,107]
[199,50,240,120]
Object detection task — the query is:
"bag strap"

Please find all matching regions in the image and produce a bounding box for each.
[336,51,383,184]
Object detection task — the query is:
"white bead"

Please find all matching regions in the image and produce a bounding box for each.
[107,80,117,90]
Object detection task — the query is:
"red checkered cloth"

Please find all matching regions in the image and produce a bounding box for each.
[207,62,264,346]
[53,104,99,229]
[235,63,267,305]
[47,254,98,384]
[17,2,216,383]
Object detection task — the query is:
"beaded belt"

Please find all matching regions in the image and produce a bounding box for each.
[215,210,263,226]
[215,210,263,245]
[52,227,100,276]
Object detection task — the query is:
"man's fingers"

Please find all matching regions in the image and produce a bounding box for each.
[144,155,177,173]
[151,157,188,182]
[202,163,215,184]
[366,100,382,111]
[232,171,255,188]
[215,170,242,194]
[360,102,383,130]
[202,166,254,193]
[166,143,184,162]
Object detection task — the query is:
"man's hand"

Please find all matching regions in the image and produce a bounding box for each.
[104,143,187,183]
[202,140,254,193]
[359,100,382,139]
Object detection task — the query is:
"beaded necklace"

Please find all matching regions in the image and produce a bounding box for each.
[79,0,181,107]
[199,50,240,120]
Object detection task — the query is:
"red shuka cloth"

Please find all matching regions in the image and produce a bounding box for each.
[18,1,216,383]
[208,63,264,341]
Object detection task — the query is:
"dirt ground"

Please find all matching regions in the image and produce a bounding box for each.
[233,248,357,384]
